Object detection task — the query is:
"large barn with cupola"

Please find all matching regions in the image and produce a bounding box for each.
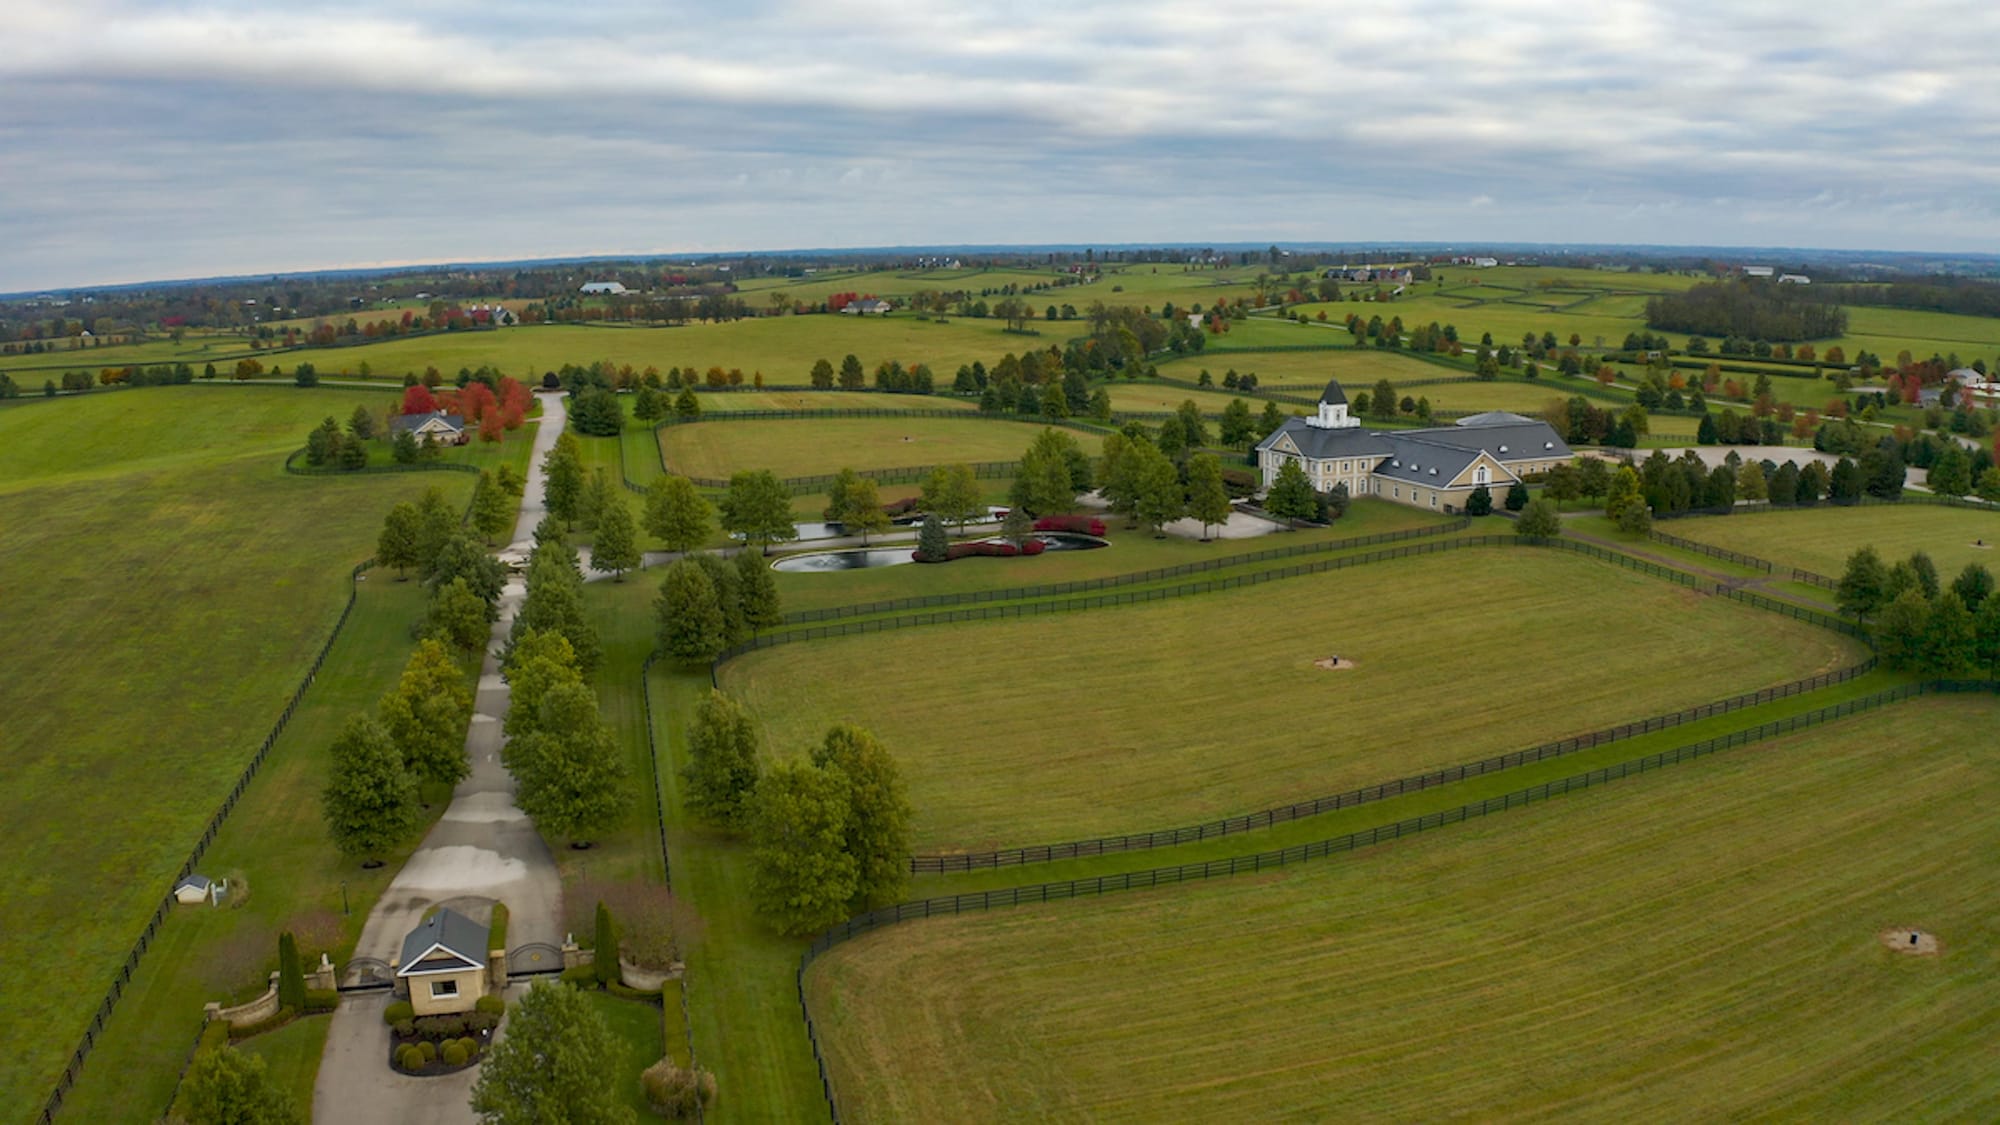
[1254,379,1571,513]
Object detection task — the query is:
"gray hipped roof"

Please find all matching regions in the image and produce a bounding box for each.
[1455,410,1536,427]
[390,411,465,434]
[1319,379,1347,406]
[397,907,489,974]
[1254,417,1393,462]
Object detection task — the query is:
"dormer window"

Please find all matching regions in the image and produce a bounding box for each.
[1498,445,1508,453]
[1545,441,1554,449]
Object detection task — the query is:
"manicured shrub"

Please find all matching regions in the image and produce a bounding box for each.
[936,538,1049,562]
[487,902,509,952]
[641,1058,718,1118]
[197,1019,231,1054]
[466,1009,501,1034]
[475,994,505,1016]
[383,1000,415,1025]
[417,1040,438,1063]
[398,1044,425,1071]
[560,963,598,987]
[1032,515,1107,536]
[457,1036,480,1056]
[414,1014,467,1039]
[392,1018,415,1038]
[882,496,922,517]
[303,989,339,1013]
[442,1041,469,1067]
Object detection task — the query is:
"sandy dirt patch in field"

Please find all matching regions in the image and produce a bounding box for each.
[1313,656,1359,671]
[1880,928,1940,955]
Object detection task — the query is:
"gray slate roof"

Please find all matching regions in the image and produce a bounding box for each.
[1455,410,1537,427]
[397,907,489,974]
[390,411,465,434]
[1254,418,1393,462]
[1318,379,1348,406]
[1257,416,1570,488]
[174,874,211,893]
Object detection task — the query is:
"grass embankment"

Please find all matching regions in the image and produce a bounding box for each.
[50,579,474,1120]
[806,696,2000,1122]
[660,416,1069,482]
[723,548,1865,853]
[583,991,668,1118]
[1658,504,2000,581]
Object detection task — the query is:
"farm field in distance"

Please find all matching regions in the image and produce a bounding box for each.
[659,415,1076,480]
[1659,504,2000,579]
[0,388,497,1116]
[805,697,2000,1123]
[722,549,1864,851]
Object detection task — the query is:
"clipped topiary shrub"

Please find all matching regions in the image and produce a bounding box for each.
[487,902,509,952]
[640,1059,717,1119]
[466,1009,500,1034]
[383,1000,414,1026]
[457,1036,480,1057]
[560,963,598,987]
[303,989,339,1013]
[475,994,505,1015]
[392,1018,415,1039]
[413,1014,468,1039]
[417,1040,437,1063]
[398,1044,425,1071]
[441,1041,469,1067]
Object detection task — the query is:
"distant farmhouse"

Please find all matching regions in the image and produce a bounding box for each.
[391,411,467,445]
[579,281,628,295]
[842,298,893,316]
[1777,273,1811,285]
[1743,266,1775,278]
[1255,381,1570,513]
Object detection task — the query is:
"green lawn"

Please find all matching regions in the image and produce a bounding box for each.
[722,548,1863,852]
[49,579,468,1122]
[1098,381,1267,415]
[583,990,668,1118]
[805,695,2000,1122]
[1158,347,1451,388]
[1661,504,2000,581]
[686,390,978,412]
[0,392,498,1119]
[239,1014,338,1119]
[660,416,1064,481]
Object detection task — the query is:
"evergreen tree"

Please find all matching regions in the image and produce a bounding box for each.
[378,639,472,788]
[391,428,421,464]
[1264,459,1318,520]
[734,548,783,630]
[320,716,420,864]
[643,474,714,554]
[1837,546,1890,622]
[1184,452,1232,539]
[594,901,619,984]
[542,432,585,528]
[1828,456,1864,502]
[810,358,835,389]
[1874,588,1931,670]
[811,725,912,911]
[336,431,368,470]
[1089,387,1113,422]
[505,681,629,845]
[656,559,729,664]
[1370,378,1397,419]
[684,690,763,827]
[591,493,641,579]
[1973,588,2000,674]
[277,932,305,1012]
[1951,562,1994,610]
[1465,484,1493,516]
[348,404,377,441]
[1924,590,1975,674]
[673,386,701,419]
[376,501,424,579]
[1257,400,1285,437]
[1908,551,1941,599]
[1220,398,1254,446]
[1696,412,1718,444]
[470,471,516,543]
[838,354,865,390]
[1504,480,1530,511]
[748,759,857,936]
[915,512,950,561]
[305,417,342,467]
[470,981,633,1125]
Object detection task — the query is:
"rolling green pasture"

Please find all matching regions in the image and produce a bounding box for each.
[770,500,1451,615]
[659,416,1066,480]
[0,395,485,1118]
[0,332,257,371]
[53,580,462,1122]
[0,384,400,490]
[1100,382,1264,415]
[1659,504,2000,580]
[805,696,2000,1122]
[722,549,1862,851]
[1161,347,1454,388]
[729,267,1073,307]
[687,390,977,413]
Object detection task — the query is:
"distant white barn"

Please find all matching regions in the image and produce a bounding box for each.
[579,281,628,295]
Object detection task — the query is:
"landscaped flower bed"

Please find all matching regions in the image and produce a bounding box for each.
[1033,515,1107,536]
[915,538,1048,563]
[382,997,503,1075]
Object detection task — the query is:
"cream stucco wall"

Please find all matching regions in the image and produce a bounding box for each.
[408,967,487,1016]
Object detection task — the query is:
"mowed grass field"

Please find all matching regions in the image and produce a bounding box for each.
[660,416,1070,480]
[686,390,977,412]
[1664,504,2000,580]
[805,696,2000,1123]
[1159,347,1459,388]
[722,549,1863,851]
[0,392,483,1116]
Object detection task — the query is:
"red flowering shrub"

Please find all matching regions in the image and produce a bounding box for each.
[918,538,1049,563]
[1032,515,1106,536]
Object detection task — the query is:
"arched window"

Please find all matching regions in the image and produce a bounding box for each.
[1475,465,1490,484]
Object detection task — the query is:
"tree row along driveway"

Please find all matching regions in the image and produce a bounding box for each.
[312,391,569,1124]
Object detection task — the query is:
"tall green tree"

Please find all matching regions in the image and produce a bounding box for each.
[1256,400,1285,438]
[1263,459,1317,520]
[734,548,783,630]
[470,981,636,1125]
[1220,398,1254,447]
[692,553,748,644]
[656,559,730,664]
[594,901,619,984]
[501,629,583,738]
[811,725,912,911]
[673,386,701,420]
[1013,428,1084,516]
[1924,589,1975,674]
[1973,587,2000,674]
[1175,400,1211,448]
[1465,484,1494,516]
[591,493,641,579]
[1370,378,1397,419]
[426,531,506,608]
[1132,442,1184,535]
[1908,551,1941,600]
[471,471,516,544]
[809,358,835,389]
[1184,452,1231,539]
[842,476,891,544]
[1951,562,1994,610]
[176,1045,300,1125]
[644,474,714,554]
[378,639,472,788]
[425,577,491,654]
[1604,465,1644,523]
[577,467,619,533]
[1874,588,1931,670]
[377,501,424,579]
[915,512,950,561]
[684,690,762,827]
[509,546,599,675]
[414,486,457,571]
[1514,498,1562,537]
[920,463,985,532]
[748,759,857,936]
[506,682,629,845]
[719,469,799,553]
[838,354,865,390]
[1928,443,1971,497]
[542,431,585,529]
[320,716,421,864]
[1837,547,1889,622]
[277,932,305,1012]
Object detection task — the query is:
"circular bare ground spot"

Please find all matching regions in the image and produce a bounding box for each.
[1880,928,1940,955]
[1972,541,1993,550]
[1313,656,1359,671]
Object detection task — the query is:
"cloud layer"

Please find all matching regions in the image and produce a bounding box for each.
[4,0,1998,289]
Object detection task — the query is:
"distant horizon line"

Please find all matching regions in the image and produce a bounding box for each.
[10,238,2000,300]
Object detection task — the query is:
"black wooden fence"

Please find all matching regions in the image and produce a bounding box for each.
[796,678,1998,1124]
[637,653,705,1120]
[283,447,483,478]
[673,460,1020,495]
[720,534,1866,666]
[782,518,1473,625]
[37,561,377,1124]
[910,655,1878,873]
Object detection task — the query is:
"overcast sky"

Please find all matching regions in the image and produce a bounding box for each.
[4,0,1998,291]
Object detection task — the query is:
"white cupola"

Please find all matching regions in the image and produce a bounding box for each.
[1307,378,1359,429]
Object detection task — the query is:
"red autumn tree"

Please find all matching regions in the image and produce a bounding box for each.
[458,381,498,426]
[400,384,438,416]
[478,412,504,443]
